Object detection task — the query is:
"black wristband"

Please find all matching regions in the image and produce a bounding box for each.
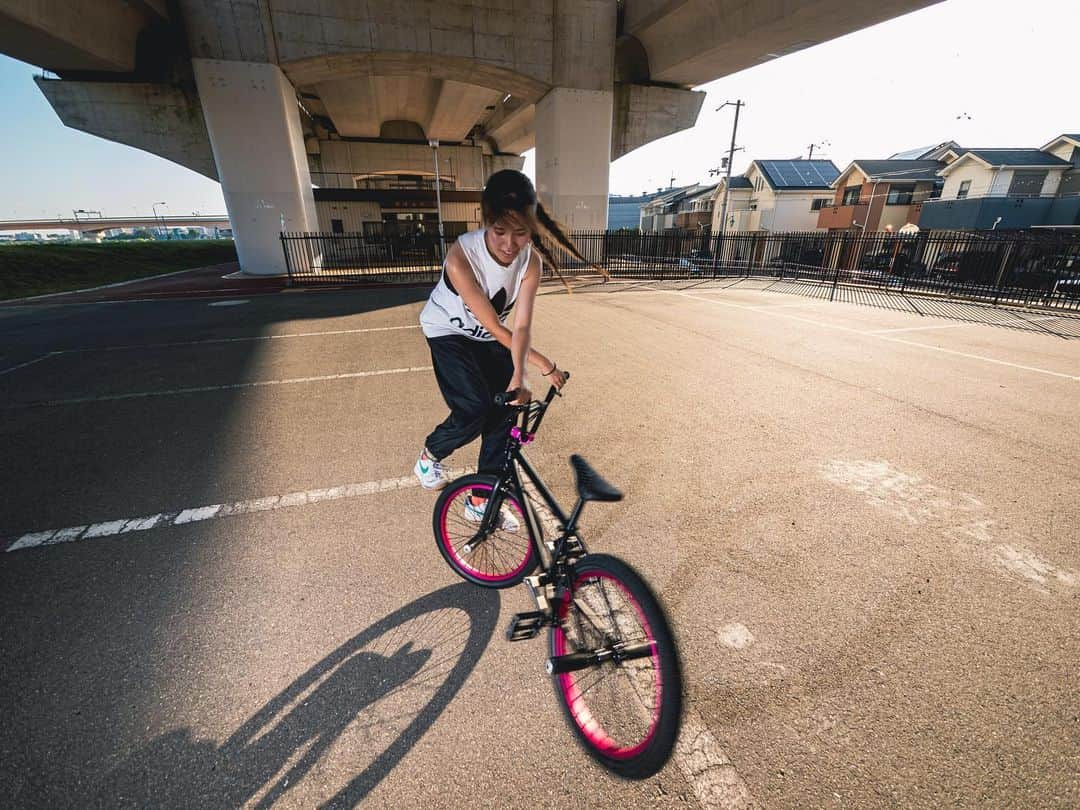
[542,363,557,376]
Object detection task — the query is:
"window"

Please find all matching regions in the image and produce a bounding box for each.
[842,186,861,206]
[886,185,915,205]
[810,198,830,211]
[1008,170,1048,197]
[331,218,344,234]
[957,180,971,200]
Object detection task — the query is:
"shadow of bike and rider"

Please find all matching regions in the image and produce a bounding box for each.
[94,583,499,809]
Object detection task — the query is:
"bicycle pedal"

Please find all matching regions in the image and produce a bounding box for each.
[507,611,545,642]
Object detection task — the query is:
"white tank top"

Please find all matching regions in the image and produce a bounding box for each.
[420,228,533,341]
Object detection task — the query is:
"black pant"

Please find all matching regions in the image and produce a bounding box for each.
[425,336,515,475]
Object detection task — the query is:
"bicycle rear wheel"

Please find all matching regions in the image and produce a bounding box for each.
[548,553,682,779]
[433,474,538,588]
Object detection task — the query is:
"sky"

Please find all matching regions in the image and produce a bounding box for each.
[0,0,1075,221]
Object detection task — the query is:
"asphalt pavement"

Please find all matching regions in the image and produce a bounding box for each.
[1,275,1077,808]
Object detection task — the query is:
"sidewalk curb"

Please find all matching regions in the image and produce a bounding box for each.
[1,261,241,304]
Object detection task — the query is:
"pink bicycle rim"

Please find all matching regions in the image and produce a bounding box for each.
[554,569,661,759]
[439,483,531,582]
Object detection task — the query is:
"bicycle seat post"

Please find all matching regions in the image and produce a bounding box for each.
[565,497,585,535]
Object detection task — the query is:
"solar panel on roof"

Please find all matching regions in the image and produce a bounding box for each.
[759,160,838,188]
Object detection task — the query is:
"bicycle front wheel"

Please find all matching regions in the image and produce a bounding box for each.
[548,553,682,779]
[433,474,538,589]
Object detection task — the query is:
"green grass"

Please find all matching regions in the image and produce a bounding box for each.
[0,240,238,300]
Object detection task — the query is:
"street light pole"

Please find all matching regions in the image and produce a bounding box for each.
[716,100,745,237]
[429,140,446,259]
[152,202,167,239]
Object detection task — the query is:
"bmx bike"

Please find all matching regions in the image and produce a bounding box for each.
[431,376,682,778]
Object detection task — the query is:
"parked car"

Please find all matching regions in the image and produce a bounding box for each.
[931,253,962,278]
[930,251,998,284]
[677,249,714,273]
[1053,270,1080,298]
[856,250,925,281]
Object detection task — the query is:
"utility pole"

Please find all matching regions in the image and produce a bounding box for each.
[807,140,830,160]
[716,100,745,236]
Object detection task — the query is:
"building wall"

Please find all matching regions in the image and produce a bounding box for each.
[710,188,752,232]
[316,201,382,231]
[315,200,481,232]
[759,193,829,231]
[312,140,523,189]
[608,200,644,230]
[833,167,869,203]
[941,163,990,199]
[1044,140,1079,162]
[730,209,757,231]
[942,163,1065,199]
[878,203,910,231]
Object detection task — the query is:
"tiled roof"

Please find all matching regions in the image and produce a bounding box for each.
[964,149,1071,167]
[852,160,947,182]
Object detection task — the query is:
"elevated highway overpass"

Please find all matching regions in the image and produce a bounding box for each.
[1,1,942,273]
[0,216,231,237]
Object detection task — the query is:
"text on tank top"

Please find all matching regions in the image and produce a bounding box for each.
[419,228,532,341]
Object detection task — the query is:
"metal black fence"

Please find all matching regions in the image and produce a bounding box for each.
[281,228,1080,311]
[280,230,445,285]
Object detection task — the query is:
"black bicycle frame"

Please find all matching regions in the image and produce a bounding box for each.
[474,386,587,577]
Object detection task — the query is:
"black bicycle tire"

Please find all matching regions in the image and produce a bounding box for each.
[432,473,539,589]
[548,553,683,779]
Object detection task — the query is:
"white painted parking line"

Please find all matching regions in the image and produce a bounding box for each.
[3,365,433,409]
[207,299,250,307]
[996,314,1069,328]
[676,710,755,809]
[868,323,971,334]
[5,469,472,553]
[655,290,1080,381]
[55,324,423,355]
[748,301,823,310]
[0,353,57,376]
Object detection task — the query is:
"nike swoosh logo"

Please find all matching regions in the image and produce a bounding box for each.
[418,460,430,474]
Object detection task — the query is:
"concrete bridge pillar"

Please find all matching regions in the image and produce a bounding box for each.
[534,87,613,231]
[192,59,317,276]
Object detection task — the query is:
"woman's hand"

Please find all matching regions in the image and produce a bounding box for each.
[546,367,568,391]
[507,379,532,405]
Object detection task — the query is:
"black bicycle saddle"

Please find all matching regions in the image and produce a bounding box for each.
[570,454,623,503]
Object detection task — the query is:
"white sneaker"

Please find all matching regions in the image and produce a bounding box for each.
[414,449,449,490]
[464,497,520,532]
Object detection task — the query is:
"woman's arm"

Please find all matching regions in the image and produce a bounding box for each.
[444,243,515,346]
[445,246,559,400]
[509,253,567,396]
[507,255,542,400]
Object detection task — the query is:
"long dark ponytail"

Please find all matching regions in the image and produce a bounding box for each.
[481,169,608,291]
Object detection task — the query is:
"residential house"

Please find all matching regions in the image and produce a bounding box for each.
[638,185,700,232]
[887,141,963,161]
[918,135,1080,230]
[818,157,948,232]
[674,184,718,231]
[711,160,840,232]
[608,191,667,230]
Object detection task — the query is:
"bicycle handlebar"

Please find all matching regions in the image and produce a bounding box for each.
[494,370,570,408]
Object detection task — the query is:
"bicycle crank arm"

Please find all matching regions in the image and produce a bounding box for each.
[545,641,655,674]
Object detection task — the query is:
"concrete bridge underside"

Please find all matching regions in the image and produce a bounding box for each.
[1,1,940,274]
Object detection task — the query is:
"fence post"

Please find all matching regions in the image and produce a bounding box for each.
[829,233,842,301]
[280,232,293,286]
